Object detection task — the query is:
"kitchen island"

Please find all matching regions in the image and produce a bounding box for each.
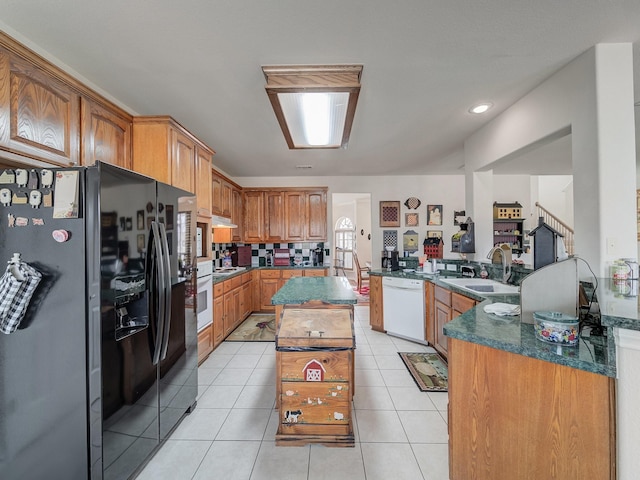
[271,276,357,447]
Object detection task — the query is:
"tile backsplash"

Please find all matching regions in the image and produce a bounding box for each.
[212,242,331,268]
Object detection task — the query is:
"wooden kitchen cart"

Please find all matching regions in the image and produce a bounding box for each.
[275,303,355,447]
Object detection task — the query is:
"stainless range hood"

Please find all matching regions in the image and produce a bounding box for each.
[211,215,237,228]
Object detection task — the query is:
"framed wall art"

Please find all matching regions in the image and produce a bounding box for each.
[137,234,145,252]
[427,230,443,239]
[427,204,443,226]
[405,213,419,227]
[165,205,174,230]
[137,210,145,230]
[380,201,401,227]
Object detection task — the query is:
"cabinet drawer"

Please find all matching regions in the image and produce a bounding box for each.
[261,270,281,279]
[452,292,476,314]
[229,275,243,290]
[280,382,351,425]
[282,269,303,279]
[279,351,351,383]
[213,283,224,297]
[277,423,352,437]
[241,272,252,284]
[434,285,451,305]
[223,275,242,292]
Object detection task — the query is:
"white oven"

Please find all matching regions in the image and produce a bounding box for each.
[196,260,213,332]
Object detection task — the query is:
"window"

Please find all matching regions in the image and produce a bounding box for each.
[335,216,355,270]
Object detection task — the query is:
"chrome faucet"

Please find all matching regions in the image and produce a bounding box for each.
[487,246,512,283]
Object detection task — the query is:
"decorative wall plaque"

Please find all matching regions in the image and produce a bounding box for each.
[379,201,401,227]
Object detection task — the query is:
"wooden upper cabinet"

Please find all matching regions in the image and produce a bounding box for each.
[305,190,327,241]
[284,191,306,241]
[171,129,195,193]
[264,191,285,242]
[80,97,132,168]
[243,190,265,243]
[195,146,213,216]
[211,174,222,215]
[231,187,243,242]
[221,181,232,217]
[242,187,327,243]
[0,45,80,166]
[211,170,232,218]
[132,116,203,193]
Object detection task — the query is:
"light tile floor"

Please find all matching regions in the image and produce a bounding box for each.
[137,305,449,480]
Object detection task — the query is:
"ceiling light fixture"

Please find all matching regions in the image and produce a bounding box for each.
[469,102,493,114]
[262,64,363,149]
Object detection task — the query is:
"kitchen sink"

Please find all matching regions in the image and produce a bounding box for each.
[212,266,247,277]
[439,277,520,295]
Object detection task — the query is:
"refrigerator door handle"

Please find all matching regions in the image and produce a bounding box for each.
[158,222,172,360]
[150,221,166,365]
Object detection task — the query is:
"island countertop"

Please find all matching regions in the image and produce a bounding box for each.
[271,276,357,305]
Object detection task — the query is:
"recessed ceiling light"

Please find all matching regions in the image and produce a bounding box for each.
[469,103,493,114]
[295,165,313,169]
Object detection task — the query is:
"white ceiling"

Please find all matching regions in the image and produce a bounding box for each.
[1,1,639,178]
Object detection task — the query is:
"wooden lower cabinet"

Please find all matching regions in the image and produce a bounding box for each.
[259,271,281,312]
[303,269,327,277]
[212,292,224,348]
[424,281,435,345]
[448,338,616,480]
[259,269,327,312]
[197,325,213,365]
[432,286,475,358]
[369,275,384,332]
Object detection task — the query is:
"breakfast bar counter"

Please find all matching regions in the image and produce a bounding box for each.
[443,292,616,480]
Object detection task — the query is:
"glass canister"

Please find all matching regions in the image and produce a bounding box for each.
[611,260,630,281]
[533,311,579,346]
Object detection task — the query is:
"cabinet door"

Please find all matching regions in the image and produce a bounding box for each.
[197,326,213,364]
[260,277,280,312]
[240,282,252,321]
[434,300,451,357]
[223,291,236,336]
[243,191,264,243]
[171,129,195,193]
[264,191,285,242]
[369,275,384,332]
[211,174,222,215]
[212,294,224,347]
[0,47,80,166]
[195,147,213,216]
[231,188,243,242]
[305,190,327,241]
[452,292,476,317]
[80,97,131,168]
[221,181,232,217]
[424,281,435,345]
[284,191,306,241]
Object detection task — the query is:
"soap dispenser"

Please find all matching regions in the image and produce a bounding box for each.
[480,265,489,279]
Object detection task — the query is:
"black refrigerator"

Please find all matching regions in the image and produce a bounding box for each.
[0,162,198,479]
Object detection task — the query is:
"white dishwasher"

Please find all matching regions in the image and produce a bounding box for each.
[382,276,426,344]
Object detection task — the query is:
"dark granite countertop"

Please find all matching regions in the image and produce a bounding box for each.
[211,265,328,284]
[595,278,640,331]
[444,296,616,377]
[371,269,616,377]
[271,276,357,305]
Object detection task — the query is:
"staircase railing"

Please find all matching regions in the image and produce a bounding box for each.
[534,202,574,255]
